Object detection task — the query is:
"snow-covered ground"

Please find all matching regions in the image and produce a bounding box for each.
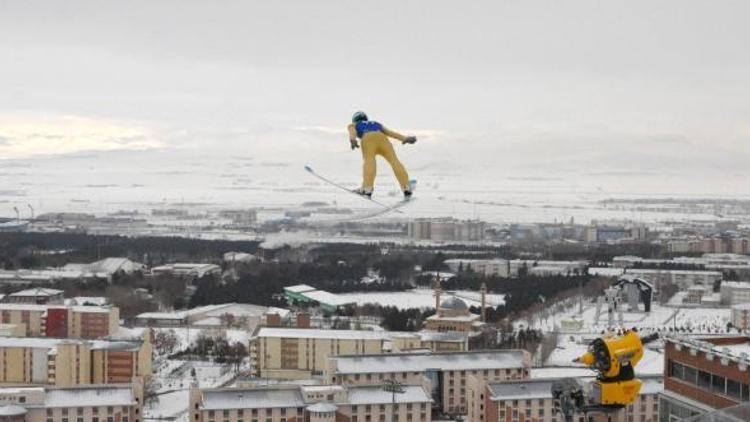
[532,297,733,378]
[337,289,505,310]
[140,326,251,422]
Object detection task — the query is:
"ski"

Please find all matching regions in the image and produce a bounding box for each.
[304,165,410,214]
[357,197,416,220]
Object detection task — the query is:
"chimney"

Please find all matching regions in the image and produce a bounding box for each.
[297,312,311,328]
[265,312,281,327]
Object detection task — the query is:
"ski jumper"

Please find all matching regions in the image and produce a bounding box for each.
[348,121,410,192]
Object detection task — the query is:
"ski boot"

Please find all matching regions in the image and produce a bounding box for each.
[403,179,417,199]
[353,187,373,199]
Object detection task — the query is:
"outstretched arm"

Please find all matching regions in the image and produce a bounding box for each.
[383,126,417,144]
[382,126,407,142]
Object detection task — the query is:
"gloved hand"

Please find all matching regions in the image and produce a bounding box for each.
[350,139,359,150]
[404,136,417,144]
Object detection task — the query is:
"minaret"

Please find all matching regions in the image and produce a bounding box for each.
[433,279,442,310]
[480,283,487,322]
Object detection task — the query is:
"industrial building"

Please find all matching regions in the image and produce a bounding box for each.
[282,285,356,312]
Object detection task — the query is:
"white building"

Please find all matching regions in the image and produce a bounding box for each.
[151,263,221,278]
[63,257,144,276]
[720,281,750,305]
[623,268,722,290]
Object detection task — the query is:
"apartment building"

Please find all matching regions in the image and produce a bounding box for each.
[444,259,510,277]
[622,269,722,290]
[467,376,663,422]
[0,336,151,387]
[660,335,750,421]
[189,384,432,422]
[408,219,485,242]
[327,350,530,416]
[443,259,588,278]
[0,303,119,339]
[0,384,142,422]
[719,281,750,305]
[250,328,468,379]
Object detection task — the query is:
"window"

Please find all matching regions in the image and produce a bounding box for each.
[698,370,711,389]
[683,366,697,384]
[669,361,683,379]
[727,379,742,400]
[712,374,726,394]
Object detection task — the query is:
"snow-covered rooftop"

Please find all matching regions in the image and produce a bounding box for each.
[45,386,136,408]
[489,379,555,400]
[0,337,141,351]
[8,287,63,297]
[301,290,355,307]
[201,388,305,410]
[257,327,392,341]
[332,351,527,374]
[347,385,432,405]
[306,403,338,412]
[284,284,317,293]
[0,303,112,314]
[415,331,469,343]
[488,376,662,401]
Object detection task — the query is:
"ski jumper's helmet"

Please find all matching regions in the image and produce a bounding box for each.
[352,111,368,123]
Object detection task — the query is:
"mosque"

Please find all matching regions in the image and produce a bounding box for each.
[424,282,487,334]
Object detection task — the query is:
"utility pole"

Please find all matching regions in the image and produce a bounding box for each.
[383,378,405,422]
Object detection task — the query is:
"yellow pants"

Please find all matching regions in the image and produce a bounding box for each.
[360,133,409,191]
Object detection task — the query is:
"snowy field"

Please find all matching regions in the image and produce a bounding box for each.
[3,149,748,225]
[337,289,505,310]
[519,299,731,335]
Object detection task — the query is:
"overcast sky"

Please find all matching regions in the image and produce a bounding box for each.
[1,1,749,190]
